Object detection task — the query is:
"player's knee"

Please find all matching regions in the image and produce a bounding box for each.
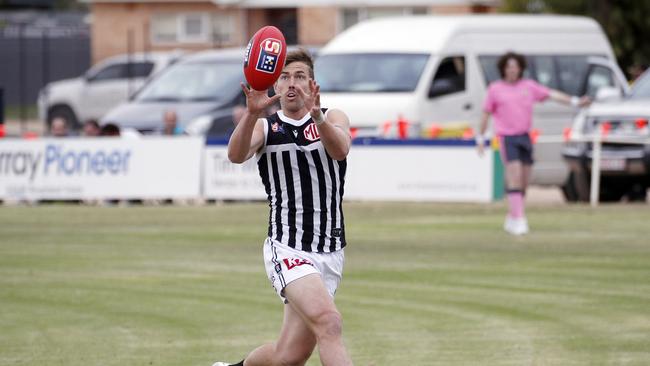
[313,310,343,340]
[277,348,312,366]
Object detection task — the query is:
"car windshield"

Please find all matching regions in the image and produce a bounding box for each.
[136,61,242,102]
[629,71,650,99]
[315,53,429,93]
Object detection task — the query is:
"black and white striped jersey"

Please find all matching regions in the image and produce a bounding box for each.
[256,109,347,253]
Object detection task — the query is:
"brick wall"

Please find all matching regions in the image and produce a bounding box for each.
[298,7,338,46]
[91,2,246,64]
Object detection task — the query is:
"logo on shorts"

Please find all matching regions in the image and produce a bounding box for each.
[256,38,282,74]
[332,228,342,237]
[274,263,282,273]
[303,122,320,142]
[283,258,313,270]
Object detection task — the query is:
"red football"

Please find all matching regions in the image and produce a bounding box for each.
[243,26,287,91]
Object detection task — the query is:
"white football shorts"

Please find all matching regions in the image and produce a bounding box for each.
[263,237,345,303]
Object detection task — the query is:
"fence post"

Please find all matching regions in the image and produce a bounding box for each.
[590,130,602,207]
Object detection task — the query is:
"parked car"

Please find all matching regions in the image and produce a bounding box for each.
[100,48,245,136]
[101,46,318,137]
[562,69,650,202]
[316,15,629,196]
[37,51,183,131]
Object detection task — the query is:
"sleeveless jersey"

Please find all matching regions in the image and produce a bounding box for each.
[256,109,346,253]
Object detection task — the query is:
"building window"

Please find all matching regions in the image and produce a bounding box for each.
[211,13,235,45]
[152,12,235,45]
[340,7,429,31]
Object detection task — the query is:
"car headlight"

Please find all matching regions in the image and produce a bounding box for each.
[185,114,213,135]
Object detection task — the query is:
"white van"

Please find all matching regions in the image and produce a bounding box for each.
[315,15,629,192]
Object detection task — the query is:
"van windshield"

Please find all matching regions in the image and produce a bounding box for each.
[136,61,242,102]
[315,53,429,93]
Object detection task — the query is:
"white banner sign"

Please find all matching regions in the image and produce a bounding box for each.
[202,145,266,200]
[345,144,493,202]
[0,137,202,200]
[203,141,493,203]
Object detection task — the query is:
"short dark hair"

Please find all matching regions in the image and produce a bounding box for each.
[285,48,314,78]
[497,52,526,79]
[100,123,120,136]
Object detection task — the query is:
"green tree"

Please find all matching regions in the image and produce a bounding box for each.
[502,0,650,80]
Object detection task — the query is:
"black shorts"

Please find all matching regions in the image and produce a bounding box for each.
[499,133,534,165]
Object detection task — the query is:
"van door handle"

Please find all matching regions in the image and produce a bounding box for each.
[463,103,473,110]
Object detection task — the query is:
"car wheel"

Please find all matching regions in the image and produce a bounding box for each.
[626,183,647,202]
[598,177,626,202]
[48,106,79,131]
[561,172,580,202]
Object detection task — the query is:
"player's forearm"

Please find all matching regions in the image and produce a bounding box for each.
[317,120,350,161]
[478,111,490,136]
[228,111,259,163]
[550,90,580,106]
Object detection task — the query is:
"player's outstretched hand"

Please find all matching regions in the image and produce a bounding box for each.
[296,80,322,120]
[241,82,281,116]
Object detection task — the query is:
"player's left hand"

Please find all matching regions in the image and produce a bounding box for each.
[296,80,322,120]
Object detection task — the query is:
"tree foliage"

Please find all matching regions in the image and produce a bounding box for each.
[502,0,650,79]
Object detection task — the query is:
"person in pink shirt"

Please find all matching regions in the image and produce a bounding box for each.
[477,52,590,235]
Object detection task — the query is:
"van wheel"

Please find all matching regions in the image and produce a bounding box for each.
[48,106,79,131]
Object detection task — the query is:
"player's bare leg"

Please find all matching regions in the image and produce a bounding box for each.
[242,304,316,366]
[283,274,353,366]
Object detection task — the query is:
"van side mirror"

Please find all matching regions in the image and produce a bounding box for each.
[595,86,622,101]
[428,78,457,98]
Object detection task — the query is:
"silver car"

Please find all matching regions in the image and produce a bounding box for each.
[563,69,650,202]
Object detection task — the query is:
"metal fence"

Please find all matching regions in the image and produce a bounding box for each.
[0,11,90,109]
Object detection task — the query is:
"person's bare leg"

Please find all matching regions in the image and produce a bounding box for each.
[243,303,316,366]
[521,163,533,193]
[505,161,523,190]
[283,274,353,366]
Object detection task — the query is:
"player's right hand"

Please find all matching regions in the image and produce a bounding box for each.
[241,83,281,116]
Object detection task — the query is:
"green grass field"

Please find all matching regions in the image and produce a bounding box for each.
[1,202,649,366]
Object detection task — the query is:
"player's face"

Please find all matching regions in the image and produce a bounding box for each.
[504,58,521,82]
[275,62,312,111]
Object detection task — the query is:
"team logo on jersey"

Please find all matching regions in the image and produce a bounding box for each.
[283,258,313,270]
[303,122,320,141]
[271,122,284,133]
[256,38,282,74]
[292,130,298,138]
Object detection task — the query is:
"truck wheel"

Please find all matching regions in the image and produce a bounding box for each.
[626,183,647,202]
[561,172,579,202]
[598,177,626,202]
[47,106,79,132]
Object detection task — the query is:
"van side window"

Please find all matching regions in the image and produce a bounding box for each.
[555,56,590,95]
[584,65,615,98]
[532,56,558,89]
[478,55,533,85]
[429,56,465,98]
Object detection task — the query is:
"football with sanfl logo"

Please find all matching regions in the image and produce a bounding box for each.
[243,26,287,91]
